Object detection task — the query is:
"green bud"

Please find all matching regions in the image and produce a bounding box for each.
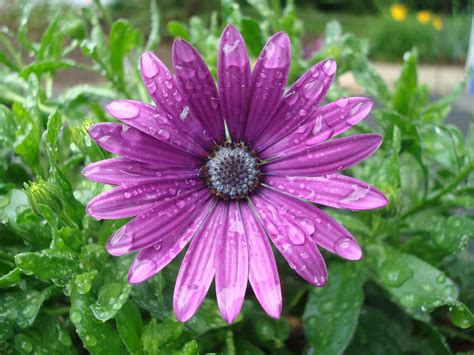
[24,179,64,218]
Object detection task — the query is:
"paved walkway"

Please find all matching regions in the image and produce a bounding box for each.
[340,62,469,96]
[340,62,473,132]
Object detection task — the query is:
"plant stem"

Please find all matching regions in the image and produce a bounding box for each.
[403,161,474,218]
[44,306,70,316]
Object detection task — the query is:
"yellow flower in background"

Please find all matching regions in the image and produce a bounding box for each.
[432,16,443,31]
[390,4,407,22]
[416,10,432,24]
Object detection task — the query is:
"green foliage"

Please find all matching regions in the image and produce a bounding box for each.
[0,0,473,354]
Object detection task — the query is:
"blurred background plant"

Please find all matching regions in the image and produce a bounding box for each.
[0,0,473,354]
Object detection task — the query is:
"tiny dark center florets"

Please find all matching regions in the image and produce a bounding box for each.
[203,143,261,200]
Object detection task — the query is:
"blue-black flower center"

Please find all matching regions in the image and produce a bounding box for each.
[203,143,261,200]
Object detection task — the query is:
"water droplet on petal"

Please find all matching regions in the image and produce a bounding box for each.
[322,60,337,76]
[107,101,140,120]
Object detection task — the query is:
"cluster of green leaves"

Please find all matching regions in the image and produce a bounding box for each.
[0,0,473,354]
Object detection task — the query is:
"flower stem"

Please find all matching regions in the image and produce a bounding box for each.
[402,161,474,218]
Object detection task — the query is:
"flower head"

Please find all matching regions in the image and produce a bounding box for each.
[432,16,443,31]
[416,10,432,24]
[83,25,388,323]
[390,4,407,22]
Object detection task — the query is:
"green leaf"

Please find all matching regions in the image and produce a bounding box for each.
[167,21,190,41]
[0,290,45,341]
[11,314,76,355]
[392,51,418,116]
[373,245,458,310]
[450,302,474,329]
[186,299,237,335]
[420,123,465,173]
[0,267,21,288]
[69,273,123,354]
[421,73,469,123]
[12,103,40,169]
[131,271,173,321]
[177,340,198,355]
[141,317,184,354]
[37,11,62,61]
[346,307,413,354]
[240,18,264,57]
[352,59,390,104]
[303,262,365,353]
[404,215,473,259]
[146,0,160,51]
[43,111,85,227]
[15,249,81,286]
[115,301,143,354]
[0,104,16,146]
[20,60,76,79]
[0,50,19,71]
[90,281,131,322]
[109,19,141,85]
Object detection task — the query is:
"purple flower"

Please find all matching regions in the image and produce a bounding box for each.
[83,25,388,323]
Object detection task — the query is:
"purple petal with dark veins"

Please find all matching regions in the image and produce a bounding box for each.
[217,24,251,142]
[128,199,215,284]
[172,39,224,142]
[251,191,328,286]
[264,174,388,210]
[257,188,363,260]
[261,97,373,159]
[87,179,204,219]
[254,59,336,152]
[140,51,214,149]
[173,202,227,322]
[265,134,383,176]
[88,123,201,167]
[105,99,206,157]
[105,188,210,256]
[243,32,290,143]
[240,202,282,319]
[82,158,200,186]
[215,201,248,323]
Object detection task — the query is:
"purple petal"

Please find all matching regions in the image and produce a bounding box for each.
[261,97,373,159]
[105,188,210,256]
[254,59,336,152]
[240,202,282,319]
[105,100,206,157]
[264,134,383,176]
[251,191,328,286]
[215,201,248,323]
[128,199,215,284]
[243,32,290,143]
[87,179,203,219]
[218,25,251,142]
[140,51,213,149]
[82,158,200,186]
[88,123,201,167]
[264,174,388,210]
[257,188,362,260]
[172,39,224,142]
[173,203,227,322]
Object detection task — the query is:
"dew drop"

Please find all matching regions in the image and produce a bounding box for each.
[157,129,170,140]
[322,60,337,76]
[335,97,349,108]
[107,101,140,120]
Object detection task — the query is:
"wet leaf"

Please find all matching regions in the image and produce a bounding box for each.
[373,245,459,311]
[15,249,80,286]
[0,290,45,341]
[115,300,143,354]
[303,262,365,354]
[69,273,123,354]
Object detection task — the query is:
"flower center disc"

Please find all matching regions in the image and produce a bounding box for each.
[203,143,261,200]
